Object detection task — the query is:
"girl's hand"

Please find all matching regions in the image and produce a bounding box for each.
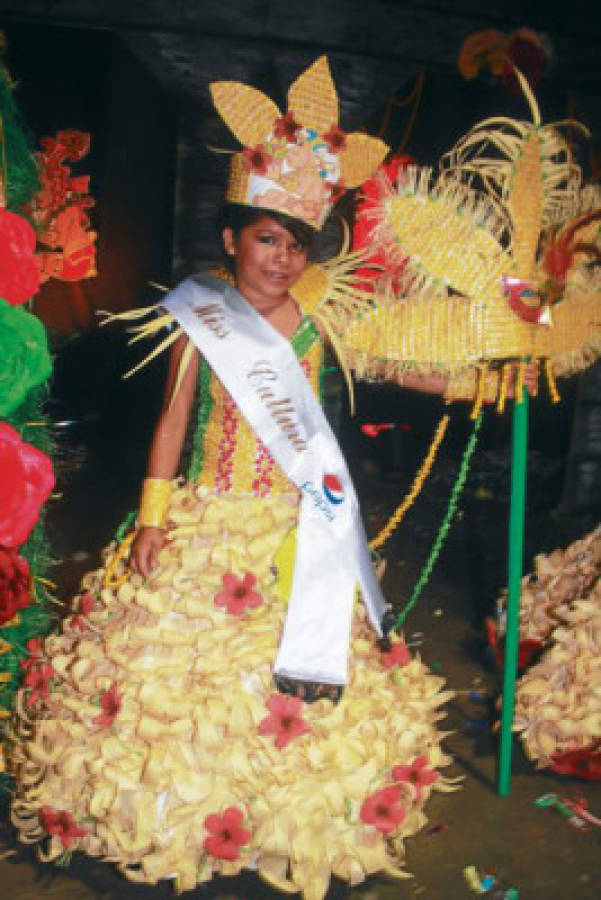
[130,527,166,577]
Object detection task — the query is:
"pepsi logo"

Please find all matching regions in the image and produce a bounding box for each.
[322,473,344,504]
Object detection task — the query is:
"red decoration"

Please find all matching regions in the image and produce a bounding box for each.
[24,660,55,707]
[93,682,122,727]
[501,29,549,95]
[258,693,311,749]
[550,748,601,781]
[0,209,40,305]
[392,755,439,799]
[328,178,346,203]
[242,145,274,176]
[32,129,96,284]
[20,636,43,671]
[214,572,263,616]
[322,124,347,154]
[0,423,55,548]
[39,806,86,849]
[380,639,411,669]
[360,785,405,833]
[274,112,301,142]
[203,807,251,860]
[0,546,32,626]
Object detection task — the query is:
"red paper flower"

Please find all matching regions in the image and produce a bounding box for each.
[0,209,40,305]
[214,572,263,616]
[323,124,347,154]
[93,681,122,727]
[0,423,55,548]
[24,661,55,707]
[258,693,312,749]
[380,639,411,669]
[203,806,251,860]
[392,756,439,799]
[0,546,32,625]
[360,785,405,833]
[274,112,301,142]
[242,145,273,176]
[39,806,86,849]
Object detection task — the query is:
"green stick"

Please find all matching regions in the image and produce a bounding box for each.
[498,383,529,795]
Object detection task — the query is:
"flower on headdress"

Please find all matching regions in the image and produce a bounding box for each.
[39,806,86,849]
[214,572,263,616]
[258,693,311,749]
[328,178,346,203]
[392,756,439,800]
[20,637,43,672]
[24,661,55,707]
[242,145,274,176]
[203,806,251,860]
[458,29,508,80]
[0,301,53,419]
[0,423,55,548]
[93,681,122,727]
[380,638,411,669]
[70,591,96,630]
[0,209,40,306]
[360,786,405,833]
[274,112,300,143]
[322,124,347,154]
[0,547,32,626]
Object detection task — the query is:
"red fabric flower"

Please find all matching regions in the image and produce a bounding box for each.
[0,423,55,548]
[39,806,86,849]
[322,125,347,154]
[93,682,122,727]
[392,756,439,799]
[203,806,251,860]
[24,661,55,707]
[360,785,405,833]
[550,748,601,781]
[0,546,32,625]
[273,112,300,142]
[0,209,40,305]
[214,572,263,616]
[380,639,411,669]
[258,693,312,749]
[242,145,273,176]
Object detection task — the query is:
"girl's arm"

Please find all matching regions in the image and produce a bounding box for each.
[130,334,199,575]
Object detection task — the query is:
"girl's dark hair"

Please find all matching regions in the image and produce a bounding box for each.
[216,203,314,252]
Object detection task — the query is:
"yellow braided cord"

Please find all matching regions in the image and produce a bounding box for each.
[103,531,137,589]
[515,361,526,403]
[137,478,172,528]
[369,414,450,551]
[470,368,486,420]
[496,362,510,414]
[545,358,561,403]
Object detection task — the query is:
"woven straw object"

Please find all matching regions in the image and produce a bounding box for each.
[343,71,601,400]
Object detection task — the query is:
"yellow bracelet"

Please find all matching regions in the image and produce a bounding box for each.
[137,478,172,529]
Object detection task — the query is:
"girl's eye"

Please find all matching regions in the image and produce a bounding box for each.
[291,242,305,254]
[257,234,275,244]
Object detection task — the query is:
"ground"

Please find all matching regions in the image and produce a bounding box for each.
[1,361,599,899]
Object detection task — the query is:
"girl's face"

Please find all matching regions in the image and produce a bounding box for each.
[222,216,308,308]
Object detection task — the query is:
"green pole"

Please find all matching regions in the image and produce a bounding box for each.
[498,381,529,795]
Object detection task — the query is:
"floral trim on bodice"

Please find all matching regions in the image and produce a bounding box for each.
[188,316,323,496]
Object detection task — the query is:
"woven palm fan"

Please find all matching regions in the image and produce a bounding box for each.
[344,70,601,409]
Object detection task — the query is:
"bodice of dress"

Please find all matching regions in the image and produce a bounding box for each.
[187,314,323,496]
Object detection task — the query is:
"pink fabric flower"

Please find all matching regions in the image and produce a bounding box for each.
[380,639,411,669]
[24,662,55,707]
[0,423,55,548]
[360,786,405,833]
[203,806,251,860]
[258,693,311,749]
[392,756,439,799]
[39,806,86,849]
[93,682,122,727]
[214,572,263,616]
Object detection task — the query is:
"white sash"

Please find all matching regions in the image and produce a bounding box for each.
[163,273,386,684]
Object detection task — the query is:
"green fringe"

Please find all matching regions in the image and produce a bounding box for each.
[0,65,39,213]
